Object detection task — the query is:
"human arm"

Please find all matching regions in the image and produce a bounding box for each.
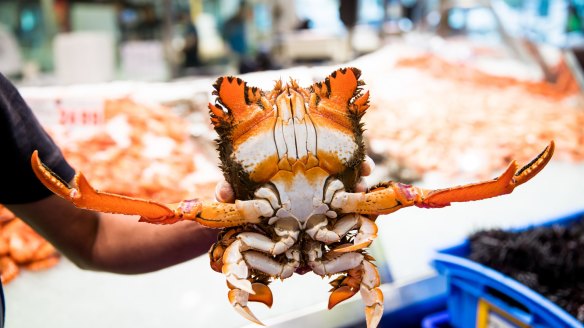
[6,197,218,274]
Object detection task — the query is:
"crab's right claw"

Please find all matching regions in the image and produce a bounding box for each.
[31,150,177,223]
[418,140,555,207]
[32,151,272,227]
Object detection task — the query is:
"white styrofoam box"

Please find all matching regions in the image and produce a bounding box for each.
[53,31,115,85]
[120,41,168,81]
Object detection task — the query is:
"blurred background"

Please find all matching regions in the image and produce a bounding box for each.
[1,1,584,328]
[1,0,582,83]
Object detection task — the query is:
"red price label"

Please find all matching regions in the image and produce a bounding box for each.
[56,98,105,127]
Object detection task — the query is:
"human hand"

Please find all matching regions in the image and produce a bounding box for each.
[214,155,376,203]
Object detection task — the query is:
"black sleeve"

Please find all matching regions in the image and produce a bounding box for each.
[0,73,75,204]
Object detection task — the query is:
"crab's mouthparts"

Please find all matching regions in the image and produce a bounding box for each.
[295,265,312,275]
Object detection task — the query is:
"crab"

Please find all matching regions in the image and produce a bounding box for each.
[31,68,555,328]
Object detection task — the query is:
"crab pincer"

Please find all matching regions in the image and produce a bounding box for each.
[330,140,554,216]
[32,150,273,227]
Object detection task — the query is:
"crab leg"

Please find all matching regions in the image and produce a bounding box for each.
[306,241,364,276]
[328,260,384,328]
[31,151,273,227]
[332,141,554,214]
[228,282,273,326]
[308,241,382,328]
[306,214,378,253]
[210,229,242,273]
[224,243,300,325]
[212,226,297,324]
[221,224,299,293]
[235,231,298,255]
[244,248,301,279]
[360,260,384,328]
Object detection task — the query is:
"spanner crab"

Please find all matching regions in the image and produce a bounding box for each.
[32,67,554,327]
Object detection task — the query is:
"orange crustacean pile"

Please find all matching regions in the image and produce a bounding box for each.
[0,205,60,284]
[364,54,584,179]
[0,98,220,284]
[51,98,221,202]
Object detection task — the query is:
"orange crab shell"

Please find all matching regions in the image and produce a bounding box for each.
[208,67,370,200]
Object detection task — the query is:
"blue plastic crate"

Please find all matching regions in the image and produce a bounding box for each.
[422,310,451,328]
[432,209,584,328]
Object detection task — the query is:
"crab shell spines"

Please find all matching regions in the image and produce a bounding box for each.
[209,77,273,200]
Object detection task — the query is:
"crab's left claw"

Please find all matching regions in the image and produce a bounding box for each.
[31,150,177,222]
[417,140,555,207]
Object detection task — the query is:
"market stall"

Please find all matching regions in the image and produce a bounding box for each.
[1,36,582,327]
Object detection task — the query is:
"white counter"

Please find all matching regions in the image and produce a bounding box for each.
[5,161,584,328]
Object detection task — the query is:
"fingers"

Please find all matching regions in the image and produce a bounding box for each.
[355,178,368,193]
[355,156,375,193]
[361,156,375,177]
[215,180,235,203]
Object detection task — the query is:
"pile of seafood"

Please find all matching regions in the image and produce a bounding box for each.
[0,205,60,284]
[50,98,221,202]
[364,54,584,179]
[0,98,221,284]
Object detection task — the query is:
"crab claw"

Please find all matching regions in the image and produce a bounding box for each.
[31,150,175,220]
[32,151,271,228]
[333,141,555,217]
[418,140,555,207]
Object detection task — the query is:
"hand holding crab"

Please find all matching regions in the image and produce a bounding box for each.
[32,68,554,328]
